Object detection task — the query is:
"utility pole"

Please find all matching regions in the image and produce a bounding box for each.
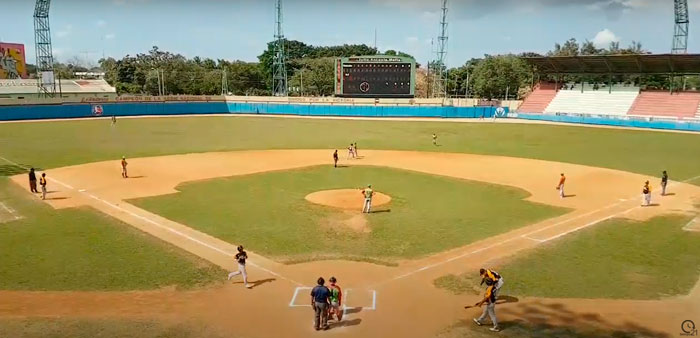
[272,0,288,96]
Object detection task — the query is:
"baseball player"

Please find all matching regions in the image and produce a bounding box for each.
[327,276,343,322]
[333,150,339,168]
[111,115,117,126]
[121,156,128,178]
[39,173,47,200]
[642,181,652,206]
[661,171,668,196]
[361,184,374,213]
[472,280,500,332]
[479,268,504,297]
[556,173,566,199]
[353,143,359,157]
[347,144,355,160]
[227,245,252,288]
[432,133,437,146]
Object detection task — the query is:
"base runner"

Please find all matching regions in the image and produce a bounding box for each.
[227,245,252,288]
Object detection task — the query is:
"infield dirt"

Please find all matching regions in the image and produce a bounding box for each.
[4,149,700,337]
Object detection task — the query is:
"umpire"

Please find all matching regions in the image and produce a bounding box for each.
[28,168,38,193]
[310,277,331,331]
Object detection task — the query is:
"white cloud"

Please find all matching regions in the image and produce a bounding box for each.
[405,36,419,44]
[592,28,620,48]
[104,33,116,40]
[691,0,700,11]
[97,20,107,27]
[55,25,73,38]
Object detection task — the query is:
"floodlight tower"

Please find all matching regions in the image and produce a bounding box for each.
[272,0,288,96]
[432,0,449,98]
[672,0,689,54]
[34,0,57,97]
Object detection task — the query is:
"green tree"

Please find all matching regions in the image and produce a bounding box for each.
[471,55,531,99]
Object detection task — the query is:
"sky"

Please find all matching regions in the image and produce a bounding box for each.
[1,0,699,68]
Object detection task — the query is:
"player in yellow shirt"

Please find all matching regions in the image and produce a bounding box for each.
[642,180,652,206]
[361,184,374,213]
[121,156,128,178]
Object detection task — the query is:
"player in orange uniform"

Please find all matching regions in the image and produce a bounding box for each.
[556,173,566,198]
[121,156,128,178]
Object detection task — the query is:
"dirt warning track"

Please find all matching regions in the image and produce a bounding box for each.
[5,150,700,337]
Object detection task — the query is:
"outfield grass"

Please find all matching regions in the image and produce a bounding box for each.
[0,116,698,183]
[0,178,225,291]
[130,166,566,263]
[434,215,700,299]
[0,319,230,338]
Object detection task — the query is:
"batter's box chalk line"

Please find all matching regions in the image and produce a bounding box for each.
[289,286,377,313]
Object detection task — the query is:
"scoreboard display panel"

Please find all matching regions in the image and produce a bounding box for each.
[335,56,416,98]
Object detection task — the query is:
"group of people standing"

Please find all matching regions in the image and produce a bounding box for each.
[310,276,343,331]
[642,170,669,206]
[27,168,47,200]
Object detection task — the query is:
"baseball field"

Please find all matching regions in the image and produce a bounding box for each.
[1,115,699,338]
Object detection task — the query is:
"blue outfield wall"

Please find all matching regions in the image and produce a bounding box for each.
[516,113,700,132]
[226,102,502,118]
[0,101,504,121]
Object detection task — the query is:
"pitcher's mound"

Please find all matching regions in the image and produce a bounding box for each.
[305,189,391,211]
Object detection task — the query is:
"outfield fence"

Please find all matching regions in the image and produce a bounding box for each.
[0,100,505,121]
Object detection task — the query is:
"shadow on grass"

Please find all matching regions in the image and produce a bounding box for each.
[487,300,666,338]
[370,209,391,214]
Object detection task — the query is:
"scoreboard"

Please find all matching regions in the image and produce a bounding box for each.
[335,55,416,98]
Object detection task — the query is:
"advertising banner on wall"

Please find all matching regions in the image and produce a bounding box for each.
[0,43,28,79]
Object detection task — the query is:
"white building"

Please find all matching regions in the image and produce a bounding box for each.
[0,79,117,100]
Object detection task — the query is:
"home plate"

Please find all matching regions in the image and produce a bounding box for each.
[79,189,86,192]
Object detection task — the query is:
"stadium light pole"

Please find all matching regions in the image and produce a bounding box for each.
[272,0,288,97]
[33,0,56,97]
[672,0,689,54]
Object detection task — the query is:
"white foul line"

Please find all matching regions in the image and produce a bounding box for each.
[82,193,302,286]
[381,174,700,285]
[0,155,302,286]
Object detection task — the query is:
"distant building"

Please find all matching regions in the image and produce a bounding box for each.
[0,79,117,100]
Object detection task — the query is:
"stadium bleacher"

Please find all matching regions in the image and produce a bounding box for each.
[517,83,557,113]
[627,91,700,118]
[544,85,639,116]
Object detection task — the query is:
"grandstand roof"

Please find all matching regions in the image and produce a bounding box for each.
[522,54,700,75]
